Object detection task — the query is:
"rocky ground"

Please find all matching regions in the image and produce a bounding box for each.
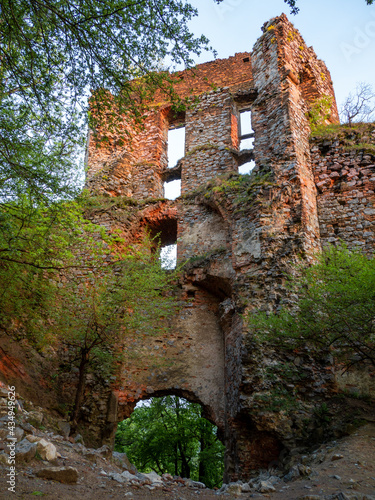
[0,385,374,500]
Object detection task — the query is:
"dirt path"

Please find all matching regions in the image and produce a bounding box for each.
[1,424,374,499]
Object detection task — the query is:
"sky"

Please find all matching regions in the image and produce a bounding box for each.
[186,0,375,109]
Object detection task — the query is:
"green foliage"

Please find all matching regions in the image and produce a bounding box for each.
[115,396,225,488]
[0,197,99,345]
[310,123,346,139]
[307,96,333,132]
[200,170,274,210]
[310,122,375,154]
[0,195,179,428]
[311,121,375,139]
[247,245,375,370]
[344,143,375,154]
[48,233,179,427]
[0,0,219,203]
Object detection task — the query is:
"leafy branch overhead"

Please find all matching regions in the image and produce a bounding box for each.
[0,197,180,432]
[0,0,219,202]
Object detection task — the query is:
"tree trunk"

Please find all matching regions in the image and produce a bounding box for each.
[70,349,89,434]
[199,422,207,483]
[178,440,190,478]
[174,443,178,476]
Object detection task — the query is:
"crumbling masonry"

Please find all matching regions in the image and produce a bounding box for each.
[83,14,375,481]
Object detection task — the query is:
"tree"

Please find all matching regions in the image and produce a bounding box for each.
[0,0,221,204]
[247,245,375,371]
[115,396,225,488]
[0,197,95,343]
[340,82,375,126]
[47,233,179,431]
[0,191,179,430]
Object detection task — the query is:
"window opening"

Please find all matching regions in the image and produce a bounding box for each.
[168,126,185,169]
[115,395,225,488]
[239,160,256,175]
[239,110,254,151]
[160,244,177,270]
[164,179,181,200]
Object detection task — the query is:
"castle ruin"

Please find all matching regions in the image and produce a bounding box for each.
[64,14,375,481]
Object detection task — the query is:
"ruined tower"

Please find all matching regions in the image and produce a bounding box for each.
[83,14,374,481]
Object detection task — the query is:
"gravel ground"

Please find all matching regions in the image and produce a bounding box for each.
[0,423,374,500]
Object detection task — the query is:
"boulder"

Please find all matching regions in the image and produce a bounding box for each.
[19,421,35,434]
[112,451,137,473]
[15,439,37,462]
[185,478,206,489]
[73,434,84,445]
[27,410,44,427]
[284,464,301,482]
[0,387,8,398]
[298,464,312,476]
[257,480,276,493]
[36,466,78,484]
[14,427,24,442]
[26,435,41,443]
[96,444,111,458]
[225,482,243,496]
[110,472,125,483]
[241,483,252,492]
[36,438,57,461]
[137,471,163,485]
[57,421,70,439]
[120,470,139,482]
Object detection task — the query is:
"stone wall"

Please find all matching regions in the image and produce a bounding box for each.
[311,125,375,252]
[85,52,254,200]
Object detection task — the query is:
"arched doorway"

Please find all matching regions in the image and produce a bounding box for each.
[115,394,225,488]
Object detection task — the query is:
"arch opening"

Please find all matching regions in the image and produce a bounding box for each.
[115,394,225,488]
